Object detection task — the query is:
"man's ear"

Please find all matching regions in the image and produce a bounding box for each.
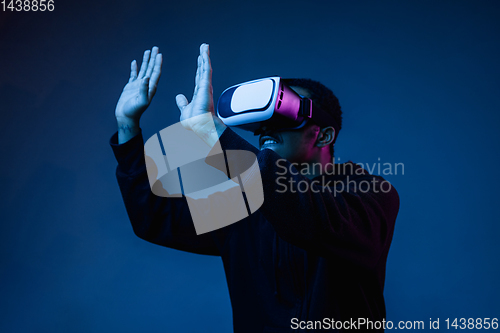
[315,126,335,148]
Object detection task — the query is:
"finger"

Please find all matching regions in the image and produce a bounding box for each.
[194,55,202,94]
[129,60,138,82]
[138,77,150,107]
[145,46,159,78]
[137,50,151,79]
[149,53,163,99]
[202,44,212,80]
[176,94,189,112]
[199,44,206,76]
[206,44,212,81]
[199,43,205,58]
[198,44,212,96]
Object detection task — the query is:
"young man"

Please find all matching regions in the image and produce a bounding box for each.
[111,44,399,332]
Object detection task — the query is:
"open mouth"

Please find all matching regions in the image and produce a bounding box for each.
[259,133,282,148]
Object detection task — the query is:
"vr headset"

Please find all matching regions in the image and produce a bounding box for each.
[216,76,338,134]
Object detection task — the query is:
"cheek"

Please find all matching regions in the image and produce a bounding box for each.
[291,137,315,158]
[299,142,315,158]
[300,132,320,157]
[280,129,319,160]
[299,130,319,150]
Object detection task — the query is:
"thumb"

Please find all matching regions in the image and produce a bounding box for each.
[176,94,189,112]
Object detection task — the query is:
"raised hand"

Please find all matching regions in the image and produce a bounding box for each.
[175,44,216,131]
[175,44,226,146]
[116,46,162,143]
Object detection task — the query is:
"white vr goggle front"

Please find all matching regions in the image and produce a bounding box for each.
[216,76,337,133]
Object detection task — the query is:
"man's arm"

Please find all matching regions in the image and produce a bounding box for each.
[111,46,221,255]
[111,129,221,255]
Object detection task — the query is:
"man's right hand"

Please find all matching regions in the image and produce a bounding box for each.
[115,46,162,144]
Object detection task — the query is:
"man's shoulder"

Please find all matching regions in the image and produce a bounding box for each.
[319,161,399,203]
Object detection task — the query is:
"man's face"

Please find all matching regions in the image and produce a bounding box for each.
[258,86,321,164]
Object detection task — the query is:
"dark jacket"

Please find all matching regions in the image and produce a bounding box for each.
[110,128,399,332]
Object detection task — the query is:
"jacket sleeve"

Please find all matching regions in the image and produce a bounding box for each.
[110,130,220,256]
[217,128,400,269]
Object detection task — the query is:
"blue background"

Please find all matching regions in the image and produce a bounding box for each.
[1,0,499,331]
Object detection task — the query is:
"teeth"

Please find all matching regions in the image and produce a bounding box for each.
[263,139,277,145]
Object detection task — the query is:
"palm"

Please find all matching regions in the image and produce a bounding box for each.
[115,47,162,121]
[116,79,148,119]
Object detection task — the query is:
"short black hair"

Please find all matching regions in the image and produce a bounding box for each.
[282,78,342,158]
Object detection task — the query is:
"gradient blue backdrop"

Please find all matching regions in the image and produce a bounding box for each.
[1,0,499,332]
